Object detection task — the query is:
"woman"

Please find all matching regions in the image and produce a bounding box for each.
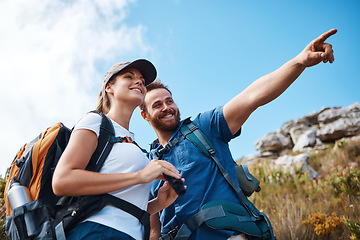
[52,59,182,240]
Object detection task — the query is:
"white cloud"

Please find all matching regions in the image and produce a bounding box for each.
[0,0,149,176]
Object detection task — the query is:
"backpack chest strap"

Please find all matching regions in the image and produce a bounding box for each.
[110,136,148,154]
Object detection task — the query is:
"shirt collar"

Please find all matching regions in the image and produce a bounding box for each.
[150,117,191,150]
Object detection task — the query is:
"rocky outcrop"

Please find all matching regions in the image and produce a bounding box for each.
[254,102,360,157]
[240,103,360,177]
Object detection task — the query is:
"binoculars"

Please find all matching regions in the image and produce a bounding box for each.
[163,174,186,196]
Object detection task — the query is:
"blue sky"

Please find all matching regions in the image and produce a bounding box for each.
[0,0,359,175]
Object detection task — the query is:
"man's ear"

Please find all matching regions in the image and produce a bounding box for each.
[140,110,149,121]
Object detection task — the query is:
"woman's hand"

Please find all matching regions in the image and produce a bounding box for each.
[138,159,181,183]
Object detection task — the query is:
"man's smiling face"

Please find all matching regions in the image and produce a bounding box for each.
[142,88,180,132]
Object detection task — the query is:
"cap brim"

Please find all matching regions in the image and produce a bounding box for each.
[123,59,157,86]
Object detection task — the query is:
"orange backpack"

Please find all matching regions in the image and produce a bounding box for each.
[5,122,70,219]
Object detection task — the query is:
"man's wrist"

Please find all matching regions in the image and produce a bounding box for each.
[290,55,307,69]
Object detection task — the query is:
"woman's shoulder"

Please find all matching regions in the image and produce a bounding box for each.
[73,112,102,137]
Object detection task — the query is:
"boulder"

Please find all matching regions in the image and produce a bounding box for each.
[255,130,293,155]
[293,128,317,151]
[317,103,360,142]
[274,153,309,169]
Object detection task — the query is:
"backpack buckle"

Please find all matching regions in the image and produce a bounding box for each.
[208,148,216,155]
[188,125,198,132]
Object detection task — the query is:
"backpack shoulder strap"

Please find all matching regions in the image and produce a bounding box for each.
[85,110,115,172]
[162,118,243,199]
[179,120,261,218]
[179,119,213,158]
[179,121,239,193]
[102,194,150,240]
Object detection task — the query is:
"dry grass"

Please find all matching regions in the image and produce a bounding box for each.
[247,138,360,239]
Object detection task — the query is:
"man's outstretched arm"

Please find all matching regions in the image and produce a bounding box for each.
[224,29,337,135]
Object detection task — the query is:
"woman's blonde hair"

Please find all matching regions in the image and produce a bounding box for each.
[95,62,127,114]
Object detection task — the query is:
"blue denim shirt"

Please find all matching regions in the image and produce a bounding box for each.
[149,106,242,240]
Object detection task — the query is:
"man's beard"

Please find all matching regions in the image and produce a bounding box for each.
[149,108,181,132]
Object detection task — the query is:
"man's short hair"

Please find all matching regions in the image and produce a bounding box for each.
[140,79,172,112]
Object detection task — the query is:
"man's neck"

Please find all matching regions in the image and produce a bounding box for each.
[156,130,174,147]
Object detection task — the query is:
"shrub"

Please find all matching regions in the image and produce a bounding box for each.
[302,212,344,238]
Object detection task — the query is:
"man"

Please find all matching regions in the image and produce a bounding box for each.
[140,29,337,240]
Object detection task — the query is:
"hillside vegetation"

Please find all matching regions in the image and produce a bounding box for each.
[0,137,359,239]
[245,137,360,239]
